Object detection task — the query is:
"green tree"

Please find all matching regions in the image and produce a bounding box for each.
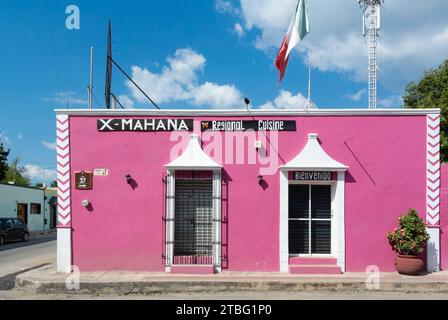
[403,60,448,162]
[1,158,30,187]
[0,143,9,181]
[50,180,58,188]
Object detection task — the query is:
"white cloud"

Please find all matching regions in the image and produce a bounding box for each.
[190,82,242,108]
[17,133,23,140]
[44,92,87,106]
[41,141,57,151]
[259,90,308,109]
[378,95,403,108]
[229,0,448,91]
[0,132,12,146]
[22,164,57,182]
[215,0,239,15]
[345,89,367,102]
[234,23,245,38]
[117,95,135,109]
[126,48,243,108]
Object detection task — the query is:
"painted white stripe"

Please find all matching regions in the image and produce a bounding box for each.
[58,191,70,199]
[56,115,71,228]
[426,114,440,226]
[57,148,70,157]
[58,207,70,216]
[57,157,69,166]
[427,216,439,227]
[58,215,71,226]
[56,130,69,139]
[58,198,70,208]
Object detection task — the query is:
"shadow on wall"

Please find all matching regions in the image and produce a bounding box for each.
[344,136,376,186]
[221,169,231,270]
[346,171,357,183]
[427,240,439,272]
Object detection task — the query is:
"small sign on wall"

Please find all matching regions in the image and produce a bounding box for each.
[294,171,332,181]
[94,168,109,176]
[74,171,93,190]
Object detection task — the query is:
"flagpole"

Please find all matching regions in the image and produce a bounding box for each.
[306,0,311,111]
[307,34,311,110]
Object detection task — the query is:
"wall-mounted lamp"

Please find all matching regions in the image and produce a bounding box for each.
[126,174,132,185]
[81,200,91,208]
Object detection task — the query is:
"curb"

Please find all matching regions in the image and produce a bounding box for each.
[15,274,448,295]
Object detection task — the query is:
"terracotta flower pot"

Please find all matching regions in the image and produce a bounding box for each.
[395,255,425,275]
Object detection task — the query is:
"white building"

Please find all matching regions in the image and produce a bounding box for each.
[0,183,57,232]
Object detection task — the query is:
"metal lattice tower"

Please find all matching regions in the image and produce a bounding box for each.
[359,0,383,109]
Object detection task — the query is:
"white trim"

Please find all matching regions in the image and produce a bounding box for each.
[280,133,348,171]
[426,115,441,226]
[213,170,222,272]
[165,134,222,170]
[57,228,71,273]
[55,108,441,116]
[279,171,289,272]
[279,172,346,272]
[426,227,440,272]
[287,180,336,257]
[335,172,346,272]
[165,171,175,271]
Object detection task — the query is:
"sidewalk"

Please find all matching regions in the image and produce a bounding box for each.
[29,230,56,238]
[15,264,448,295]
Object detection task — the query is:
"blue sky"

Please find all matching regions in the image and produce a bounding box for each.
[0,0,447,183]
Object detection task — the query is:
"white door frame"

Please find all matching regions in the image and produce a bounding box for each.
[165,169,222,272]
[279,171,346,272]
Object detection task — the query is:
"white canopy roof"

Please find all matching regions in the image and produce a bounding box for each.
[165,134,222,171]
[280,133,348,171]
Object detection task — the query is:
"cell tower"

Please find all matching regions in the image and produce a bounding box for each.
[359,0,383,109]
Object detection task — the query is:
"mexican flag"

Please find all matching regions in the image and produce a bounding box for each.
[275,0,310,82]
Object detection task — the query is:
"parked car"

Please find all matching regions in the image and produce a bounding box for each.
[0,218,29,245]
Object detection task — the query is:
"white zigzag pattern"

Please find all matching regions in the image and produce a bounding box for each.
[58,215,71,226]
[57,138,69,148]
[58,206,70,216]
[56,115,71,226]
[427,189,440,199]
[427,216,439,226]
[58,198,70,208]
[57,147,69,157]
[57,156,69,166]
[426,115,441,225]
[58,190,70,199]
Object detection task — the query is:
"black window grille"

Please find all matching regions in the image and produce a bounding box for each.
[289,184,332,255]
[173,179,214,259]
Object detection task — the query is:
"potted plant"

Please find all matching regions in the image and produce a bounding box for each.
[387,209,430,275]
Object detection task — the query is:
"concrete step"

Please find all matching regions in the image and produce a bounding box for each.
[289,265,342,275]
[289,257,337,265]
[170,265,215,275]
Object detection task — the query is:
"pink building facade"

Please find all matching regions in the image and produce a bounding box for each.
[56,109,445,274]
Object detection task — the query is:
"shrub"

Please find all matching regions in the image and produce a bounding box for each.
[387,209,430,256]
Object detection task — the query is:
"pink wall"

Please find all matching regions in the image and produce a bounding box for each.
[440,164,448,270]
[69,115,428,272]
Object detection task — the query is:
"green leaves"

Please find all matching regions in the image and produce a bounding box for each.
[387,209,430,256]
[0,143,10,182]
[404,60,448,162]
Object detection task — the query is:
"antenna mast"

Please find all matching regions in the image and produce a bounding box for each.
[359,0,383,109]
[87,47,94,110]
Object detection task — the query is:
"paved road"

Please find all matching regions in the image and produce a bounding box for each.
[0,234,56,290]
